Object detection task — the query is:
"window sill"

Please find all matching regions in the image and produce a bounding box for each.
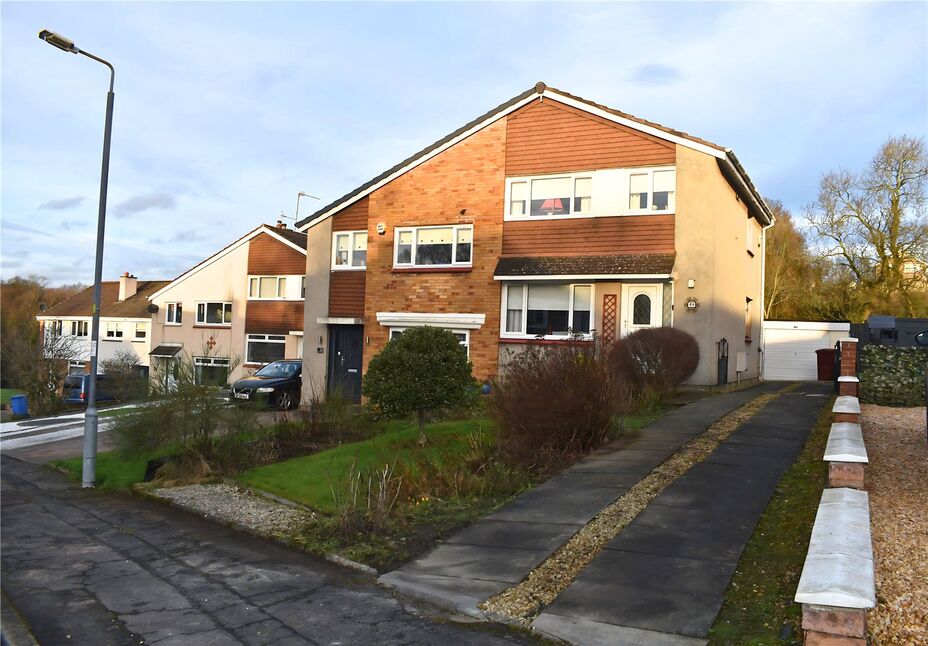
[503,211,675,222]
[499,337,594,346]
[132,339,146,343]
[331,267,366,272]
[102,338,124,342]
[392,266,472,274]
[193,325,232,329]
[165,323,182,327]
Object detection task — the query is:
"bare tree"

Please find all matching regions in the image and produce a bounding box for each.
[4,326,81,416]
[805,135,928,316]
[764,200,819,319]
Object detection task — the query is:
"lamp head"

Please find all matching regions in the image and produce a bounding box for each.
[39,30,79,54]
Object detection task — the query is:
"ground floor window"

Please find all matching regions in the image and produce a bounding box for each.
[388,327,470,355]
[194,356,230,386]
[503,283,592,338]
[246,334,286,364]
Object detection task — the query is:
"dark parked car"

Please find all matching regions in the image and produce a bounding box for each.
[63,374,116,405]
[230,360,302,410]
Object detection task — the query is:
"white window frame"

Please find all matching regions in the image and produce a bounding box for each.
[389,326,470,356]
[195,301,233,327]
[245,333,286,365]
[248,275,287,300]
[626,167,676,215]
[165,302,182,325]
[331,231,368,270]
[70,320,88,337]
[134,322,147,340]
[504,166,675,221]
[48,320,63,337]
[393,224,474,269]
[500,282,595,340]
[105,322,123,339]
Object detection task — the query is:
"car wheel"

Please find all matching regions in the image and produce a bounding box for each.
[277,390,293,411]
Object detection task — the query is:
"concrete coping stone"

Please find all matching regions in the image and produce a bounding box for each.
[824,423,868,463]
[832,396,861,414]
[838,337,859,343]
[795,488,875,609]
[837,376,860,383]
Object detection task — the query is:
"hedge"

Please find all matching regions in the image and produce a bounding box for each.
[859,345,928,407]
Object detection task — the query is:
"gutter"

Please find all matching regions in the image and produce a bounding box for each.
[722,149,775,227]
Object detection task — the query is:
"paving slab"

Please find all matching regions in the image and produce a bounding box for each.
[533,613,707,646]
[543,381,830,642]
[380,383,783,623]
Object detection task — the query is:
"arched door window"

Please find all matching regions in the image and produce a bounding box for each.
[633,294,652,325]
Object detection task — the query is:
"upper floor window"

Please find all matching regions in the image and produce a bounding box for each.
[394,225,473,268]
[48,320,62,337]
[134,323,147,340]
[105,322,123,339]
[506,167,675,220]
[248,276,287,299]
[628,169,675,212]
[70,320,88,337]
[503,283,592,338]
[166,302,182,325]
[301,276,306,299]
[196,301,232,326]
[332,231,367,269]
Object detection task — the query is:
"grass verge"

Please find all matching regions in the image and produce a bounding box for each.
[707,396,834,645]
[1,388,25,406]
[53,451,150,489]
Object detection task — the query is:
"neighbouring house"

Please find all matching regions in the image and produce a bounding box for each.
[297,83,774,402]
[146,223,307,387]
[36,273,169,378]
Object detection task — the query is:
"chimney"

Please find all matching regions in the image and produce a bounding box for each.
[276,220,288,230]
[118,272,138,301]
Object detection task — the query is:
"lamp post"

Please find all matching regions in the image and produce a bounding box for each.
[39,29,115,488]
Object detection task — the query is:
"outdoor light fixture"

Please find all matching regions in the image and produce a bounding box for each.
[38,29,79,53]
[39,28,115,489]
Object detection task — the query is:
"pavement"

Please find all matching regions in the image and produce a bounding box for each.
[0,455,538,646]
[379,382,784,618]
[536,381,831,644]
[0,407,132,453]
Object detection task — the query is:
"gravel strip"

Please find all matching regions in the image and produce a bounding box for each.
[151,483,314,538]
[861,404,928,645]
[480,388,788,624]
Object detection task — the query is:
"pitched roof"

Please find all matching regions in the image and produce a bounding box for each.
[147,224,306,302]
[494,254,675,278]
[297,82,773,229]
[39,280,169,319]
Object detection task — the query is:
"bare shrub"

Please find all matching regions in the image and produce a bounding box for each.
[100,349,148,402]
[3,329,79,416]
[489,341,616,474]
[610,327,699,408]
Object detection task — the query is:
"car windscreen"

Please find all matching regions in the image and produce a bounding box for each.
[254,363,299,378]
[64,376,83,389]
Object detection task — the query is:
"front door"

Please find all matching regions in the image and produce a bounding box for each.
[327,325,363,402]
[620,283,663,337]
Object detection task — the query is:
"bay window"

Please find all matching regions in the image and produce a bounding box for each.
[332,231,367,269]
[196,302,232,326]
[246,334,286,364]
[393,225,473,268]
[503,283,593,338]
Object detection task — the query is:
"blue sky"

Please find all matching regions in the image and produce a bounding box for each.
[2,1,926,285]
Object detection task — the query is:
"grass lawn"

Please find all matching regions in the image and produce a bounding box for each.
[1,388,25,406]
[98,405,140,419]
[53,451,151,489]
[707,396,834,645]
[239,416,495,513]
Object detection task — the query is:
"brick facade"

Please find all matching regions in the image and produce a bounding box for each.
[360,119,507,382]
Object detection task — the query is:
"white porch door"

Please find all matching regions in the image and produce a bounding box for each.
[620,284,663,337]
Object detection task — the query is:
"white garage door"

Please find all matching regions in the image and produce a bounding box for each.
[763,321,850,381]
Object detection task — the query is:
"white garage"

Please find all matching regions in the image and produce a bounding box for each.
[763,321,851,381]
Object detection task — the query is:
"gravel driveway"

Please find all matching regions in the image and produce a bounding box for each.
[861,404,928,645]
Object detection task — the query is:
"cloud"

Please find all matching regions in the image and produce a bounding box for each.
[60,219,89,231]
[169,229,208,243]
[112,192,177,217]
[39,196,85,210]
[628,63,683,86]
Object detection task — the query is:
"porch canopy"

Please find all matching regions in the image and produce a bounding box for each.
[149,345,182,358]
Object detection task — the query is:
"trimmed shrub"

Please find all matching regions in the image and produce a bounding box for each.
[363,326,478,445]
[610,327,699,408]
[489,341,616,473]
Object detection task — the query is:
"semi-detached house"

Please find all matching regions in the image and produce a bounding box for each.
[297,83,774,403]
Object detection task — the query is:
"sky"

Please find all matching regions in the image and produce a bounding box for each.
[2,1,926,286]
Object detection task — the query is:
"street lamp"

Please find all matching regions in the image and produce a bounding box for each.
[39,29,115,488]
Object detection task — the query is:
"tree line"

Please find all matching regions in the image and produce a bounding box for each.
[765,135,927,321]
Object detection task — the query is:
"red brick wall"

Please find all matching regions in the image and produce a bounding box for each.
[361,119,508,381]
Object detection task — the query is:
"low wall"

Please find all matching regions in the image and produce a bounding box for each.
[859,345,928,407]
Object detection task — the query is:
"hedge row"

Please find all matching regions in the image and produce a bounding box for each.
[858,345,928,407]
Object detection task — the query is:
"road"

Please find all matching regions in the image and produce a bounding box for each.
[0,455,536,645]
[0,409,125,451]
